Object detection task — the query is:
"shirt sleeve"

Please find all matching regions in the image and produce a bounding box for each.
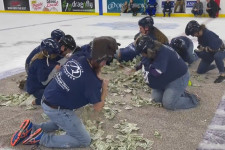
[85,77,103,105]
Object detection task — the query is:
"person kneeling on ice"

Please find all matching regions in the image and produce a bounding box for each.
[185,20,225,83]
[11,36,119,148]
[170,36,198,66]
[135,35,199,110]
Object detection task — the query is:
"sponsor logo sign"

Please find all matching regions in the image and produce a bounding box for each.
[107,0,145,13]
[3,0,30,11]
[30,0,61,12]
[61,0,95,12]
[186,1,196,8]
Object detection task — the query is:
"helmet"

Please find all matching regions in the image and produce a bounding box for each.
[138,16,154,29]
[41,38,59,55]
[59,35,76,50]
[51,29,65,41]
[135,35,155,54]
[185,20,200,36]
[170,38,185,50]
[91,36,120,62]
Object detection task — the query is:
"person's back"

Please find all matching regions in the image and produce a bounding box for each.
[206,0,220,18]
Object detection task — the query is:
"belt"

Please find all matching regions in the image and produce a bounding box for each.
[42,97,75,111]
[43,99,60,109]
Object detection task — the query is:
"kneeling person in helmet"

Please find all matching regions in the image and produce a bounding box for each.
[26,38,61,105]
[11,36,119,148]
[170,36,198,66]
[135,35,199,110]
[185,20,225,83]
[116,16,168,62]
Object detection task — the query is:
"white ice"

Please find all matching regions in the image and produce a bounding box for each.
[0,13,225,79]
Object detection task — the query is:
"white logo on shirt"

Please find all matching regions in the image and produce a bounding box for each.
[63,59,83,80]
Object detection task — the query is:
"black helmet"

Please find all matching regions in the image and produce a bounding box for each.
[51,29,65,41]
[59,35,76,50]
[138,16,154,29]
[135,35,155,54]
[91,36,120,63]
[170,38,185,50]
[185,20,200,36]
[41,38,60,55]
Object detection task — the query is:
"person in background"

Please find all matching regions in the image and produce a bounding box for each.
[11,36,120,148]
[127,0,140,16]
[170,36,198,65]
[185,20,225,83]
[192,0,203,17]
[206,0,220,18]
[121,1,128,13]
[25,29,65,73]
[135,35,199,110]
[146,0,158,17]
[115,16,168,62]
[163,0,172,17]
[174,0,185,13]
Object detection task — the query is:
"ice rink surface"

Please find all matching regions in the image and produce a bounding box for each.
[0,13,225,79]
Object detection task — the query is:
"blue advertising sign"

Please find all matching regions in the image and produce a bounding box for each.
[161,1,174,8]
[107,0,145,13]
[186,1,196,8]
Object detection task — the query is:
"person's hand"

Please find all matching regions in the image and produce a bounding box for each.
[55,64,61,71]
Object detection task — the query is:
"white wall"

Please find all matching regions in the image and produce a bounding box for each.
[95,0,99,13]
[0,0,4,10]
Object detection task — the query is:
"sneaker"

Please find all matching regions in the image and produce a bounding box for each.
[11,120,33,146]
[214,75,225,83]
[23,128,43,145]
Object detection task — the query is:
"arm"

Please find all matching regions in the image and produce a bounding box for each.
[93,79,108,112]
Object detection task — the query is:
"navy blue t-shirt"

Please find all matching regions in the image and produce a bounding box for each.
[25,45,41,67]
[73,44,92,59]
[26,58,59,94]
[198,28,222,51]
[43,56,103,110]
[142,45,187,89]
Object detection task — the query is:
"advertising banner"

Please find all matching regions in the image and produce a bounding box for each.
[30,0,62,12]
[61,0,95,12]
[3,0,30,11]
[107,0,145,13]
[186,1,196,8]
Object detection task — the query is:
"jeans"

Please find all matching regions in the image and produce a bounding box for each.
[151,71,199,110]
[196,51,225,74]
[32,101,91,148]
[192,10,203,16]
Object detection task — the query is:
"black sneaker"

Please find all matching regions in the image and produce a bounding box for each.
[214,75,225,83]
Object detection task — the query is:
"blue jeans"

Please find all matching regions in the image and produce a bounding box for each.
[196,51,225,74]
[32,101,91,148]
[151,71,199,110]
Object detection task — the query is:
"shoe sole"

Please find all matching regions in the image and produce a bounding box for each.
[11,120,31,146]
[23,128,42,145]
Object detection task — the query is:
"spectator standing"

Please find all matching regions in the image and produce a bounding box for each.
[174,0,185,13]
